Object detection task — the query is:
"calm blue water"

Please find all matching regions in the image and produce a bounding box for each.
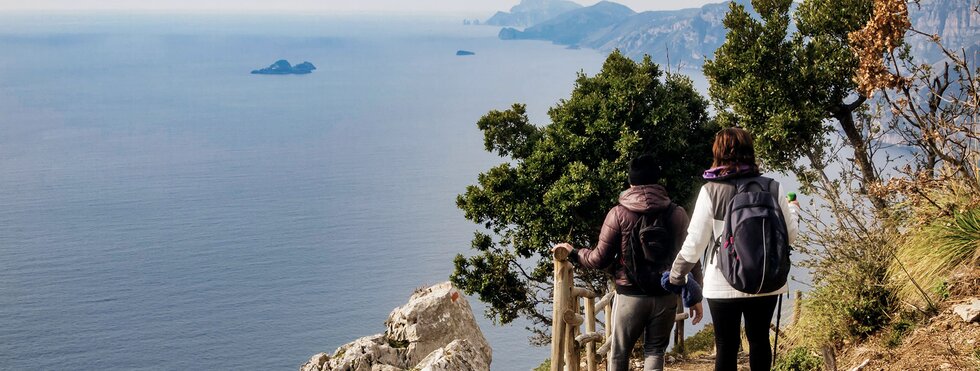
[0,13,609,370]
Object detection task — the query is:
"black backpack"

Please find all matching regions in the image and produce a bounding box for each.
[712,177,791,294]
[622,204,677,295]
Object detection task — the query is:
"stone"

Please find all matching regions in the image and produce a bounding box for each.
[321,334,407,371]
[952,299,980,323]
[384,282,492,368]
[300,282,491,371]
[300,353,329,371]
[414,339,490,371]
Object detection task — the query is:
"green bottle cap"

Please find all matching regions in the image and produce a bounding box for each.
[787,192,797,201]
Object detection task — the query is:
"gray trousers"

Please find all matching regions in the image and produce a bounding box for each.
[608,293,677,371]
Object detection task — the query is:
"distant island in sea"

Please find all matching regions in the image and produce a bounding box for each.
[456,50,475,56]
[251,60,316,75]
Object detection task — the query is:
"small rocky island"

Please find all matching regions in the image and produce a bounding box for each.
[251,60,316,75]
[455,50,475,56]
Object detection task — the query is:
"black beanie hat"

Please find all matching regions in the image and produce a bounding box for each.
[629,154,661,186]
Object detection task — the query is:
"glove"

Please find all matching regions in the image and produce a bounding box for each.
[681,274,703,308]
[660,272,684,294]
[661,272,703,307]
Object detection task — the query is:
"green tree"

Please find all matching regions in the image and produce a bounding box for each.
[703,0,886,210]
[451,51,716,342]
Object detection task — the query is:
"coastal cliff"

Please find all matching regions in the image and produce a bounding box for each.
[300,282,492,371]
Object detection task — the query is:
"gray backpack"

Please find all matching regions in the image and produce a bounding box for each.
[711,177,791,294]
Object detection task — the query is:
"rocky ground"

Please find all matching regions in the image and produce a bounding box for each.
[835,268,980,371]
[618,268,980,371]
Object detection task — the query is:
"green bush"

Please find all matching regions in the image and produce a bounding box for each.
[844,284,895,338]
[774,347,822,371]
[670,324,714,356]
[884,317,915,348]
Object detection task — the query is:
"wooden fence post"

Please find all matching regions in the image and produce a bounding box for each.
[564,266,580,371]
[674,295,685,354]
[584,297,596,371]
[793,291,803,325]
[551,248,570,371]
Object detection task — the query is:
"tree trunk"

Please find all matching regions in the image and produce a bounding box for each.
[832,100,887,211]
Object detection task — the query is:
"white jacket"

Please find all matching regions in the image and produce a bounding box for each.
[671,179,799,299]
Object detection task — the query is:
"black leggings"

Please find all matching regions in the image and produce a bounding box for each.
[707,295,779,371]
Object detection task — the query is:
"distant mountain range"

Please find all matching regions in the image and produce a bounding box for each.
[908,0,980,60]
[485,0,583,28]
[499,1,636,45]
[487,0,978,69]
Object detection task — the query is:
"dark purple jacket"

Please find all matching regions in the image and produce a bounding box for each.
[573,185,703,295]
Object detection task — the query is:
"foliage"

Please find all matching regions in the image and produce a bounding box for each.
[848,0,911,96]
[533,358,551,371]
[670,324,714,357]
[451,50,716,340]
[774,347,822,371]
[787,230,896,348]
[704,0,887,209]
[844,282,895,338]
[884,315,915,348]
[704,0,825,171]
[890,203,980,309]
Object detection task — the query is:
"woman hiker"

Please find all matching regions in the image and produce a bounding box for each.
[553,154,704,371]
[664,127,800,371]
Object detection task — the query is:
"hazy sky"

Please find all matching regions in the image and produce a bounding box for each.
[1,0,723,15]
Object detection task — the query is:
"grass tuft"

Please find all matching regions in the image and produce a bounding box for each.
[891,207,980,309]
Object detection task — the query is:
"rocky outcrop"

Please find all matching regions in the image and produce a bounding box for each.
[414,339,490,371]
[299,282,491,371]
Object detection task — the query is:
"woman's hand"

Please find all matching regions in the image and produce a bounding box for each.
[552,243,573,254]
[690,302,703,325]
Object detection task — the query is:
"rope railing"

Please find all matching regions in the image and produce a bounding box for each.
[550,249,688,371]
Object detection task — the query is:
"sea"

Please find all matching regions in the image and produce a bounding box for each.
[0,12,805,371]
[0,12,613,370]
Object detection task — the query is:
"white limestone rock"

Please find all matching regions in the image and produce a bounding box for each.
[300,282,492,371]
[384,282,492,367]
[300,353,329,371]
[414,339,490,371]
[952,298,980,323]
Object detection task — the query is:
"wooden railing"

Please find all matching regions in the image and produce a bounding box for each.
[550,249,689,371]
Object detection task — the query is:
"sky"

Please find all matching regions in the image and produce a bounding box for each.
[0,0,723,15]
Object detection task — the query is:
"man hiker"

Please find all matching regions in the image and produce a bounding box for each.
[554,154,704,371]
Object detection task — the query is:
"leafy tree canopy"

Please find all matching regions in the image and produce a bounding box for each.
[451,51,716,337]
[704,0,885,210]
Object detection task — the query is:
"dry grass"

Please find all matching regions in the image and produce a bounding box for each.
[890,181,980,311]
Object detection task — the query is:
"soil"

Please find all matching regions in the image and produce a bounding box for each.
[835,267,980,371]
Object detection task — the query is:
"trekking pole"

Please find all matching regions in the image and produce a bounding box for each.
[772,293,783,367]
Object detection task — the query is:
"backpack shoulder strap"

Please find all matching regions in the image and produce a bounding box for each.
[733,176,770,193]
[659,203,677,225]
[704,181,736,220]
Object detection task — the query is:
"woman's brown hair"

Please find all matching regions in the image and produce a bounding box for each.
[711,127,758,173]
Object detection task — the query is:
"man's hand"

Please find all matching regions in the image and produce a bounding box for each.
[689,302,703,325]
[552,243,573,254]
